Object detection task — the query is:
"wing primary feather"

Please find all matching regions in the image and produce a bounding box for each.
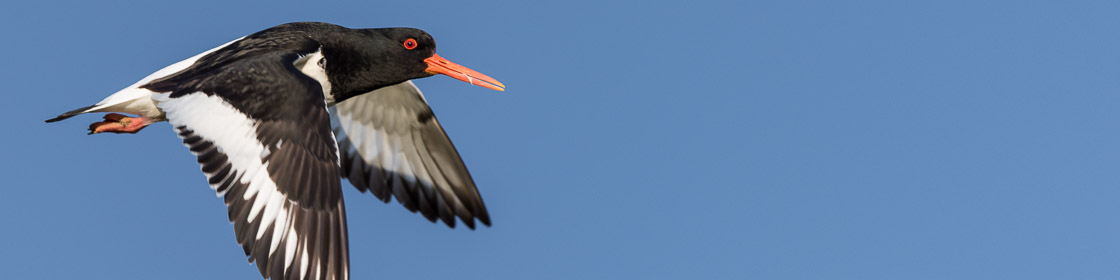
[331,80,492,228]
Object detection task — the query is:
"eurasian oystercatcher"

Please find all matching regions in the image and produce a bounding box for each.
[46,22,503,280]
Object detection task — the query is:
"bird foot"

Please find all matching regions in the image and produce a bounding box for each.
[89,113,151,134]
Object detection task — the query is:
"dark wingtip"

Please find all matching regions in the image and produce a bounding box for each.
[45,105,96,123]
[45,115,70,123]
[463,213,492,230]
[473,207,491,229]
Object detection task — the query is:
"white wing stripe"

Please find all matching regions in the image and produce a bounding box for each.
[246,169,273,222]
[336,107,446,191]
[256,186,282,239]
[267,198,288,253]
[331,80,489,228]
[159,92,330,279]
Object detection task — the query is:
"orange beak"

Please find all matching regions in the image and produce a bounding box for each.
[424,53,505,91]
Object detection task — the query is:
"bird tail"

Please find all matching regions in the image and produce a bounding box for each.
[45,104,96,123]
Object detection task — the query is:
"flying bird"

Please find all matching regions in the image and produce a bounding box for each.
[45,22,503,280]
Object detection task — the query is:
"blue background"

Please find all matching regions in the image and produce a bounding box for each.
[3,1,1120,279]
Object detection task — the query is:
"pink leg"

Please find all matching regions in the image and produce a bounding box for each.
[88,113,152,134]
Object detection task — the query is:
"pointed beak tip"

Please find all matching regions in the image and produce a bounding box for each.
[473,81,504,92]
[425,54,507,92]
[489,82,506,91]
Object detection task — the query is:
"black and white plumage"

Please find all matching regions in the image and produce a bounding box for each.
[46,22,504,280]
[332,81,490,228]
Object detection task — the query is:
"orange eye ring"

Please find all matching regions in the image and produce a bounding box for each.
[403,38,417,50]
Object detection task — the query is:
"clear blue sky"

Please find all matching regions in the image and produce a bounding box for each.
[3,0,1120,279]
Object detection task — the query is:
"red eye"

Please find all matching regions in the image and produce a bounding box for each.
[403,38,417,50]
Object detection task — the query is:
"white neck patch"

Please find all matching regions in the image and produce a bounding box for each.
[294,49,334,105]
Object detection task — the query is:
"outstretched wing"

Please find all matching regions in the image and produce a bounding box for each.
[330,81,490,229]
[152,39,349,280]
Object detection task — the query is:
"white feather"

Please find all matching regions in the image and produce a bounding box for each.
[267,199,288,253]
[92,37,244,118]
[160,91,321,278]
[295,49,334,105]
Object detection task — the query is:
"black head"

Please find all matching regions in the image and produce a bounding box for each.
[318,26,504,103]
[369,28,439,77]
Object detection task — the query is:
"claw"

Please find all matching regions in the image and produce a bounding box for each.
[89,113,150,134]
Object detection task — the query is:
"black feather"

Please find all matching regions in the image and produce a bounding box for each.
[44,104,95,123]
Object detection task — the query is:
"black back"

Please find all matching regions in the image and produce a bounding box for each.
[146,22,441,107]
